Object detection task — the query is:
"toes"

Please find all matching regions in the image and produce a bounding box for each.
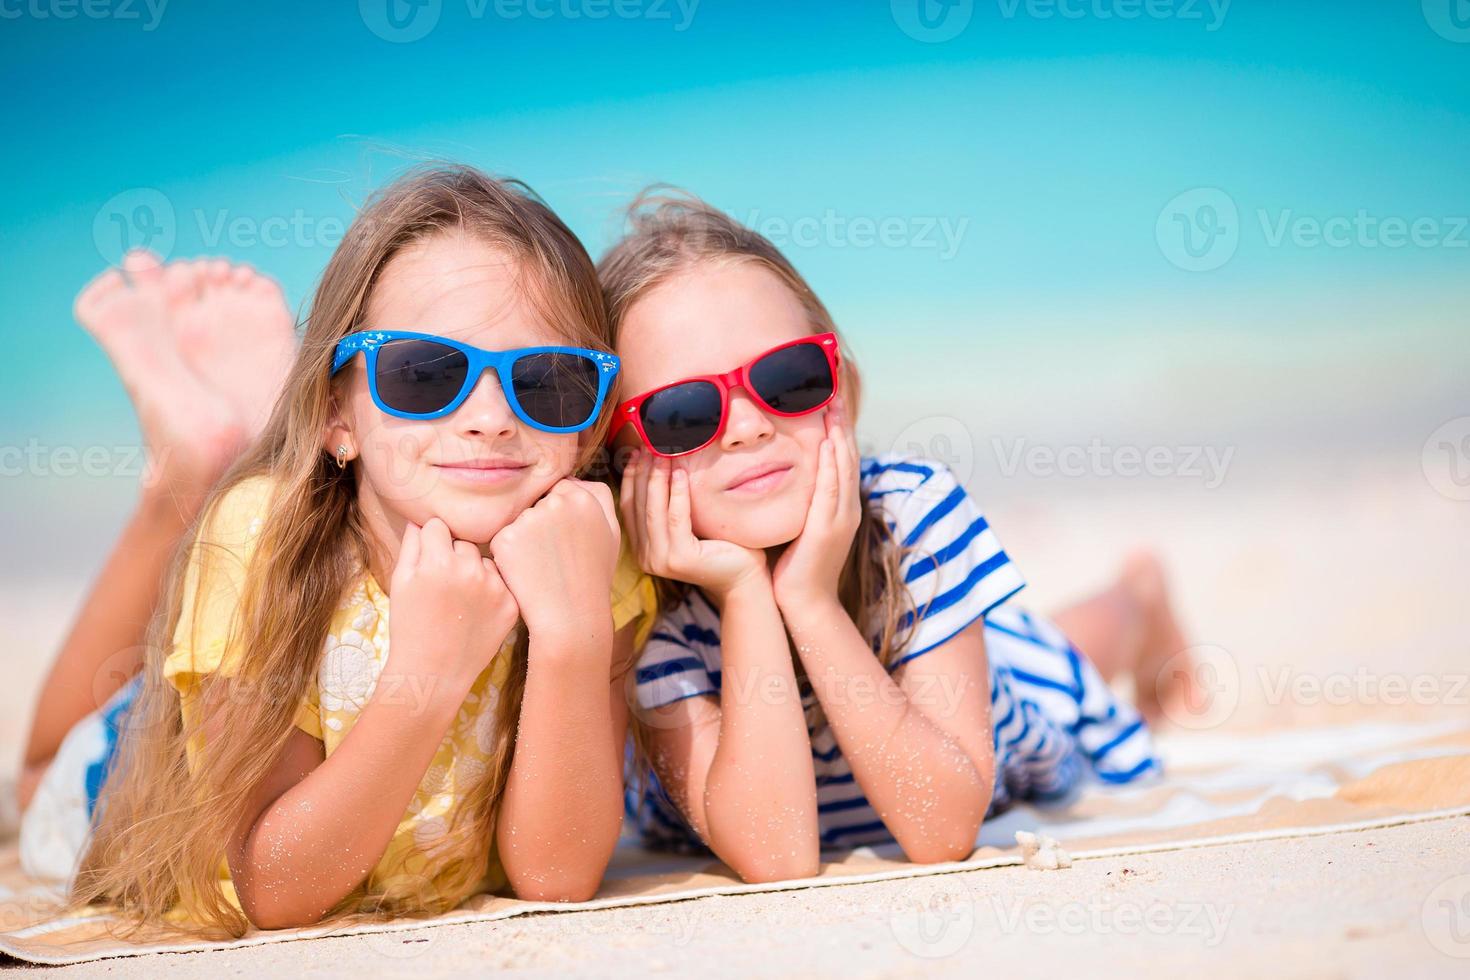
[74,268,128,326]
[121,248,164,285]
[161,261,198,303]
[178,258,208,293]
[206,258,231,285]
[229,264,255,287]
[249,272,286,302]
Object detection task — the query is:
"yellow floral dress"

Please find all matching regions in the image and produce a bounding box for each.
[162,475,656,912]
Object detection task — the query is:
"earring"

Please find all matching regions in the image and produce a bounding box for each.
[336,445,349,470]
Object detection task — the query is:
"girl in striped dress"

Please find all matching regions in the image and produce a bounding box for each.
[599,192,1194,879]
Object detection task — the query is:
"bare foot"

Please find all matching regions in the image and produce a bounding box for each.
[74,250,246,507]
[1117,550,1198,724]
[167,258,297,437]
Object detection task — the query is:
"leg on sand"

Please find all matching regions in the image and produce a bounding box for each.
[14,249,296,814]
[1049,550,1197,724]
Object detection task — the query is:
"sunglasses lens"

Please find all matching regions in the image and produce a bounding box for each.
[749,341,834,414]
[510,352,601,429]
[639,380,723,455]
[374,339,470,415]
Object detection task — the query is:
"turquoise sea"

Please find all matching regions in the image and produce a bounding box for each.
[2,0,1467,574]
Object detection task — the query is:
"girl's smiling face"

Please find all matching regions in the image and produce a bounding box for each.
[613,259,831,549]
[329,230,580,551]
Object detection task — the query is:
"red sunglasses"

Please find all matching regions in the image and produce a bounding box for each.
[607,332,841,458]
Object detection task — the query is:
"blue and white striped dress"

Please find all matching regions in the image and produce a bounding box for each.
[628,454,1160,853]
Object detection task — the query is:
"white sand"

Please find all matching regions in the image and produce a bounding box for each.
[3,465,1468,976]
[14,817,1469,978]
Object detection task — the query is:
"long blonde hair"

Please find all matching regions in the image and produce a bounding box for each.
[71,165,615,937]
[598,190,922,729]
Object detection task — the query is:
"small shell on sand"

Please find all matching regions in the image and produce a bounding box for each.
[1015,830,1073,871]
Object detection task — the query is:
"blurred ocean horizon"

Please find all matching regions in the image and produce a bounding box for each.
[2,0,1467,577]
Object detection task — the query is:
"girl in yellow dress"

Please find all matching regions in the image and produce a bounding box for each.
[16,166,655,936]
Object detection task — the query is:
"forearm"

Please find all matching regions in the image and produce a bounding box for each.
[782,598,990,862]
[496,626,624,902]
[231,676,468,928]
[703,578,820,881]
[25,490,194,767]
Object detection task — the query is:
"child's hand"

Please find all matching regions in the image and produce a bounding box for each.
[388,517,520,688]
[621,450,767,602]
[772,392,862,611]
[490,478,621,651]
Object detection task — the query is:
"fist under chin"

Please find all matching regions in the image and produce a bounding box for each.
[410,504,522,547]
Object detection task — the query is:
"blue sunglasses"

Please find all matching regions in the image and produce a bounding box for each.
[332,330,619,433]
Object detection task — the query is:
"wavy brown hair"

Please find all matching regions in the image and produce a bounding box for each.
[69,165,615,937]
[598,190,925,761]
